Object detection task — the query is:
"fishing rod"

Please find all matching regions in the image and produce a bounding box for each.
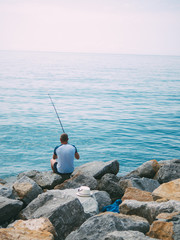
[48,94,65,133]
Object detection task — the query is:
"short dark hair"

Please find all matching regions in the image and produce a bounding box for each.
[60,133,68,142]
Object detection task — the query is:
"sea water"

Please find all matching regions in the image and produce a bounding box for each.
[0,51,179,179]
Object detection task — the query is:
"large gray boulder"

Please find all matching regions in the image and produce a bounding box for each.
[119,177,160,193]
[58,188,99,217]
[20,190,86,240]
[52,188,111,217]
[13,176,43,205]
[73,160,119,179]
[65,212,149,240]
[154,159,180,183]
[125,160,160,179]
[103,230,158,240]
[18,170,64,189]
[120,200,180,224]
[0,196,23,225]
[98,173,124,201]
[55,172,98,190]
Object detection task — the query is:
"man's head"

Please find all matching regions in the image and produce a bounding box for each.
[60,133,69,143]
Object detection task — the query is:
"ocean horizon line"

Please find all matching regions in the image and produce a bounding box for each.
[0,49,180,58]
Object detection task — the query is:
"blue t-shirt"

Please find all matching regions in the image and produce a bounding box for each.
[54,144,77,174]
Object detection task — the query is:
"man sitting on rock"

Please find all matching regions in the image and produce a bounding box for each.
[50,133,80,180]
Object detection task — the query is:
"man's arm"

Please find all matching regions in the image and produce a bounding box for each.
[53,154,57,159]
[75,152,80,159]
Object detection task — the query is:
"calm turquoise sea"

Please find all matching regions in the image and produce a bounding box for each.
[0,51,179,179]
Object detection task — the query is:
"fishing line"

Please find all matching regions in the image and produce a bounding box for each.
[48,94,65,133]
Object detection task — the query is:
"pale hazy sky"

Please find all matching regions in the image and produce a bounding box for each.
[0,0,180,55]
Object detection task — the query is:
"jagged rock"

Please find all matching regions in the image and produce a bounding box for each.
[54,172,98,190]
[158,158,180,166]
[120,199,180,224]
[118,176,140,192]
[17,170,64,189]
[103,230,158,240]
[65,212,149,240]
[0,185,14,199]
[8,217,57,237]
[126,160,160,179]
[13,176,43,205]
[148,222,174,240]
[73,160,119,179]
[57,188,99,217]
[0,228,54,240]
[98,173,123,201]
[154,159,180,183]
[0,196,23,225]
[147,212,180,240]
[119,177,160,193]
[20,190,86,240]
[92,190,112,211]
[1,218,56,239]
[122,187,153,202]
[152,178,180,201]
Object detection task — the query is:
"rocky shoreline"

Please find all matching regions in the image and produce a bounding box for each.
[0,158,180,240]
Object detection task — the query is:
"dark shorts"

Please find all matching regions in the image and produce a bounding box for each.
[53,162,72,180]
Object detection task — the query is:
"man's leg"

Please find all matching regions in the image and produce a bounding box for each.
[50,158,57,173]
